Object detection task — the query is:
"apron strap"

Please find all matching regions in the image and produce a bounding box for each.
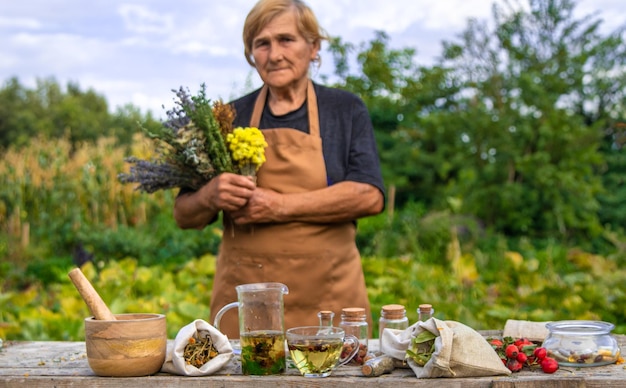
[250,85,267,129]
[249,79,320,137]
[306,80,319,137]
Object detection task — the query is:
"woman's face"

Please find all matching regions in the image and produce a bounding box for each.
[251,11,319,90]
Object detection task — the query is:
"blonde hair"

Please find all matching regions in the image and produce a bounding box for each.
[243,0,328,67]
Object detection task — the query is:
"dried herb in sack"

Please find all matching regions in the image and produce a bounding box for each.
[406,330,436,367]
[184,334,219,368]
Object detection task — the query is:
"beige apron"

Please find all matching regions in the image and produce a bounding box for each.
[209,80,372,338]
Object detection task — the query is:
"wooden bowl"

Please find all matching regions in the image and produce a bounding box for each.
[85,313,167,377]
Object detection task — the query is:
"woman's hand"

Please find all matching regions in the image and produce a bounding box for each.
[230,181,384,225]
[204,173,257,213]
[229,186,283,225]
[174,173,256,229]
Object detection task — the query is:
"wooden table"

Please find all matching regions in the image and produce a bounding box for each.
[1,338,625,387]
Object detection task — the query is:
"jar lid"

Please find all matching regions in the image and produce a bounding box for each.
[318,310,334,318]
[382,304,405,312]
[418,304,432,311]
[341,307,366,318]
[382,304,406,319]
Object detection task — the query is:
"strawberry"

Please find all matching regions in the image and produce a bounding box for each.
[505,344,519,359]
[533,347,547,361]
[541,357,559,374]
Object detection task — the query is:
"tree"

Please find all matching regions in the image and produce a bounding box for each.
[440,0,626,239]
[326,32,463,205]
[0,77,157,151]
[0,77,40,148]
[325,0,626,241]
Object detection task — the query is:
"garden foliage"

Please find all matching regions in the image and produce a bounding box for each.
[0,136,624,341]
[1,0,626,341]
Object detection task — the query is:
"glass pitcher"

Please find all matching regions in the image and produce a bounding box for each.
[214,282,289,375]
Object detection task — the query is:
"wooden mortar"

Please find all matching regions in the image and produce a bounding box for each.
[84,313,167,376]
[68,268,167,376]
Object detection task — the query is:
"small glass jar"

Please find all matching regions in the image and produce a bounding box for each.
[379,304,409,351]
[339,307,369,365]
[417,304,434,322]
[542,320,621,367]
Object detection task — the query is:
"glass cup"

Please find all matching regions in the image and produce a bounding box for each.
[286,326,359,378]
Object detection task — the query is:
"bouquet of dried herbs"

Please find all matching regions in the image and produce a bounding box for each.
[118,84,266,193]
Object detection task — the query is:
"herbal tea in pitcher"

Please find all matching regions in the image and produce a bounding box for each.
[240,330,286,375]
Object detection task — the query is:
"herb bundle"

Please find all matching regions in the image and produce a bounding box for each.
[118,84,266,193]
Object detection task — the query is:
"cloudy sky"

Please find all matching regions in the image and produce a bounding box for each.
[1,0,624,118]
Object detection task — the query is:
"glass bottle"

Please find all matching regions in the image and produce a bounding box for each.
[339,307,369,365]
[417,304,434,322]
[379,304,409,352]
[317,310,335,327]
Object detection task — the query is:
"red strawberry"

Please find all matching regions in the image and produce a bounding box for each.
[505,344,519,359]
[533,347,547,361]
[507,358,523,372]
[516,352,528,364]
[541,357,559,374]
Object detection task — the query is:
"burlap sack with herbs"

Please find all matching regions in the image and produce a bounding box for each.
[381,317,511,378]
[161,319,233,376]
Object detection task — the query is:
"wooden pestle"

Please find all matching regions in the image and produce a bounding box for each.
[68,267,116,321]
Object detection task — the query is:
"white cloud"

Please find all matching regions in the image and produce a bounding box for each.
[313,0,494,34]
[118,4,174,35]
[576,0,626,31]
[8,32,110,72]
[416,1,494,30]
[0,16,41,29]
[0,0,624,116]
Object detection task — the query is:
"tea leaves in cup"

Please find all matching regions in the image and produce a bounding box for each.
[286,326,359,378]
[288,338,343,377]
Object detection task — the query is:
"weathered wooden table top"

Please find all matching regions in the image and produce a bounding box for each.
[1,337,625,387]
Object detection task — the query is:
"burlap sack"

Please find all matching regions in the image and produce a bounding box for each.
[161,319,233,376]
[381,317,511,378]
[502,319,550,342]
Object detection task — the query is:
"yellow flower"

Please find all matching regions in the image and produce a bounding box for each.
[225,127,267,176]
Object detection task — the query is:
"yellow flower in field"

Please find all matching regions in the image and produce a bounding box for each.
[226,127,267,176]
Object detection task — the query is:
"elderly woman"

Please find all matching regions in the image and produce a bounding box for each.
[174,0,385,338]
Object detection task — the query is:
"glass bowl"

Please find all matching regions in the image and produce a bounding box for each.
[542,320,621,367]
